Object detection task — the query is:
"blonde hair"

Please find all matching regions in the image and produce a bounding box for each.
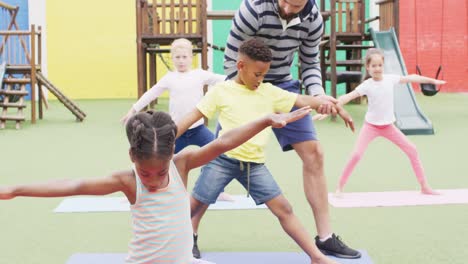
[170,38,193,55]
[363,48,385,80]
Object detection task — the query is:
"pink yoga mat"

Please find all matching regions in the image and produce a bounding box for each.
[328,189,468,208]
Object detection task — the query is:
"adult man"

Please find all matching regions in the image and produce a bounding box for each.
[221,0,361,259]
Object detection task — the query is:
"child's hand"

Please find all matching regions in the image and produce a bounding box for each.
[335,105,355,132]
[312,114,329,121]
[433,80,446,85]
[121,109,137,125]
[0,186,15,200]
[269,106,311,128]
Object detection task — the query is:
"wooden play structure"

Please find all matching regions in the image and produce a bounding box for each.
[135,0,237,98]
[135,0,388,99]
[375,0,399,37]
[319,0,376,99]
[0,1,85,129]
[135,0,206,98]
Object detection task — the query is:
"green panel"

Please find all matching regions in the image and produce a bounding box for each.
[211,0,242,74]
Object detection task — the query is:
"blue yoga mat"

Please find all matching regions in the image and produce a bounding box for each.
[66,251,373,264]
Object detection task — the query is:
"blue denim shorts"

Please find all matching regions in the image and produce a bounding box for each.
[192,154,282,205]
[270,80,318,151]
[175,124,214,153]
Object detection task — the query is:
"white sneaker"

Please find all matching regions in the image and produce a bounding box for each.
[191,258,216,264]
[216,192,235,202]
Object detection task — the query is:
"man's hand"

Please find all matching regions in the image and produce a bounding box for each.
[312,114,329,121]
[269,106,312,128]
[315,94,339,116]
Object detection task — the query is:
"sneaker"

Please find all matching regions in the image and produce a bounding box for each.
[315,233,361,259]
[192,234,201,259]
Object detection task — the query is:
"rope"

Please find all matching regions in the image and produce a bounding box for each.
[154,44,173,71]
[414,1,444,73]
[154,43,226,72]
[207,42,225,52]
[414,1,418,70]
[439,0,444,80]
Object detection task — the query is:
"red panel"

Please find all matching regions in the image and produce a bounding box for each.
[398,0,467,93]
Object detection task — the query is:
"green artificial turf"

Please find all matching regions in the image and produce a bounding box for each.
[0,93,467,264]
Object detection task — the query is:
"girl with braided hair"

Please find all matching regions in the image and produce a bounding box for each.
[0,109,311,264]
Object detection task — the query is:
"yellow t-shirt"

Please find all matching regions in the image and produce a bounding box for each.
[197,80,297,163]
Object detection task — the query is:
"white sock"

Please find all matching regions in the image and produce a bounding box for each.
[319,233,333,242]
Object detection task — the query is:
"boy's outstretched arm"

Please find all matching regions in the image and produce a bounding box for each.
[0,173,127,200]
[176,109,205,138]
[295,94,338,115]
[400,74,446,85]
[177,106,312,172]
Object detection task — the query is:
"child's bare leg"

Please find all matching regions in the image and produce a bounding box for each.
[191,196,210,234]
[265,195,338,264]
[190,196,210,259]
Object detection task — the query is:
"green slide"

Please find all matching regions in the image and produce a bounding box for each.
[370,28,434,135]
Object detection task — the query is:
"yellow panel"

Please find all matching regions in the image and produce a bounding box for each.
[46,0,199,99]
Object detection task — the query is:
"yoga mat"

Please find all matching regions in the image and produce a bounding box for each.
[54,195,266,213]
[328,189,468,208]
[66,251,373,264]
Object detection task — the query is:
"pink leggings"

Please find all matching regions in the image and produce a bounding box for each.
[338,122,427,189]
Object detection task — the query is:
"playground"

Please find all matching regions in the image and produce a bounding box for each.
[1,0,467,264]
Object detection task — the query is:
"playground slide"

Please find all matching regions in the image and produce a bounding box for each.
[370,28,434,135]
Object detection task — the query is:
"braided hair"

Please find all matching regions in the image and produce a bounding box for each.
[126,111,178,160]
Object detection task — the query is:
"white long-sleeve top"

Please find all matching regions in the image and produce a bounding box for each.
[133,69,226,128]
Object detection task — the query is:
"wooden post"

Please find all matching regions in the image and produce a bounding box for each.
[149,53,157,107]
[136,0,145,98]
[30,24,36,124]
[200,0,207,70]
[330,0,337,98]
[37,25,43,118]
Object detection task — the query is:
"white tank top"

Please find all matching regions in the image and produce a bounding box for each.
[126,160,193,264]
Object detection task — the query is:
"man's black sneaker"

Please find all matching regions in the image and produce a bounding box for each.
[192,234,201,259]
[315,233,361,259]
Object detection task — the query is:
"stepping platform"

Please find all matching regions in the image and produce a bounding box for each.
[328,189,468,208]
[66,251,373,264]
[54,195,266,213]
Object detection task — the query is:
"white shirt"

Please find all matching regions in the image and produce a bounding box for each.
[355,74,401,125]
[133,69,226,128]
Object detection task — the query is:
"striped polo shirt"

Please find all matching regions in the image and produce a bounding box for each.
[224,0,324,95]
[126,161,192,264]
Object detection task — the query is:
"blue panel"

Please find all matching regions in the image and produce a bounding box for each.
[1,0,31,100]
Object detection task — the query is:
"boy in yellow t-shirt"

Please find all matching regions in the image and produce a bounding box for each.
[177,39,354,264]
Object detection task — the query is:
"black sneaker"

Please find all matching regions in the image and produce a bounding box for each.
[315,233,361,259]
[192,234,201,259]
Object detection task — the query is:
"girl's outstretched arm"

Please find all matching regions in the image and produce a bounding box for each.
[175,106,312,173]
[0,172,128,200]
[400,74,446,85]
[337,91,360,106]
